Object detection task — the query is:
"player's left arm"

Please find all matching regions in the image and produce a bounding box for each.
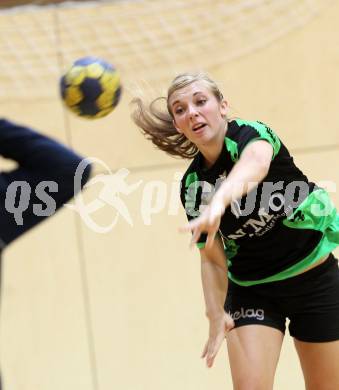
[183,140,273,248]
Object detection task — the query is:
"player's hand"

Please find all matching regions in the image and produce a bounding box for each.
[201,311,234,368]
[180,197,225,249]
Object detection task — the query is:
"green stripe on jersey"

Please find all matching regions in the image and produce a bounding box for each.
[185,172,198,188]
[283,188,338,235]
[228,189,338,286]
[225,137,239,162]
[184,171,200,218]
[224,239,240,260]
[235,119,281,158]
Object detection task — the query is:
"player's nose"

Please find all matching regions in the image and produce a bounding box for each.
[188,104,199,119]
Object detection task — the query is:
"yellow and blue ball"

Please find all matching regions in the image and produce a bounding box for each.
[60,57,122,119]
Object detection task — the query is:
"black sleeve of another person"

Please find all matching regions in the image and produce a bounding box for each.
[0,119,92,247]
[0,119,92,390]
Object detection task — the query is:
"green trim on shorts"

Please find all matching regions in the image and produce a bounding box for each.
[228,189,339,286]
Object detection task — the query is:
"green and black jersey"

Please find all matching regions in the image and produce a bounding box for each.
[180,119,339,286]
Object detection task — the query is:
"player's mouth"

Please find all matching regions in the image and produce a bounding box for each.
[192,123,207,132]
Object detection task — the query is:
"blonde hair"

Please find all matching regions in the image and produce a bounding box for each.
[131,72,224,159]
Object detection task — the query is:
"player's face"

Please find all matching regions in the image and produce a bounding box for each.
[169,81,228,146]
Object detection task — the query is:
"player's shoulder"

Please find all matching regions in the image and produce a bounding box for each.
[227,118,282,159]
[227,118,275,139]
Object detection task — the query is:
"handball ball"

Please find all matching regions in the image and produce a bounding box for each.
[60,56,122,119]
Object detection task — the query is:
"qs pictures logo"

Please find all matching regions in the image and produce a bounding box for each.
[68,158,183,233]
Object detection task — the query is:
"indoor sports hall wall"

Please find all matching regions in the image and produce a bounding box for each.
[0,1,338,389]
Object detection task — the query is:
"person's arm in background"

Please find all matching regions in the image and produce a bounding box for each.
[0,118,92,247]
[199,235,234,368]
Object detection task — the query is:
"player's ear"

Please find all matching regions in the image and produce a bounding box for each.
[220,99,229,118]
[173,119,183,134]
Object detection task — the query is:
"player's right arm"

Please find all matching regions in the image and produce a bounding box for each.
[199,235,234,368]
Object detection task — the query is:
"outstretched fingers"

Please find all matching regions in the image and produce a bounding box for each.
[202,313,235,368]
[204,332,226,368]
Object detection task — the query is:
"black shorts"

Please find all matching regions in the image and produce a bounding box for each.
[224,253,339,342]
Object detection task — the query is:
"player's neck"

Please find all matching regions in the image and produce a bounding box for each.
[200,122,227,169]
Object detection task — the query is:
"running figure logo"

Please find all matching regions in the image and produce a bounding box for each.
[68,158,142,232]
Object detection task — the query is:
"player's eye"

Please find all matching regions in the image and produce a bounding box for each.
[174,106,184,114]
[196,98,207,105]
